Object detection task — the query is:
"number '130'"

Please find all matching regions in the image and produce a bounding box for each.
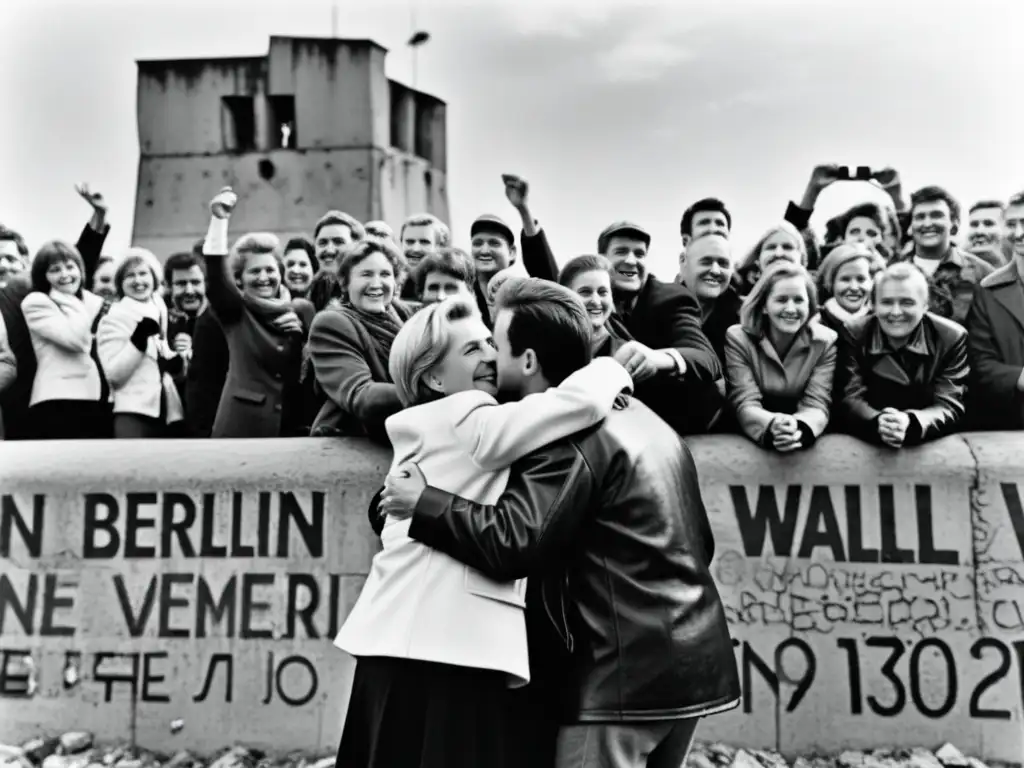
[838,637,1024,720]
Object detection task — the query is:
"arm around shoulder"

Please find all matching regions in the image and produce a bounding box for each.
[457,356,632,471]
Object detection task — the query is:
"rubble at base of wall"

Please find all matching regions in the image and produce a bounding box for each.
[0,737,1020,768]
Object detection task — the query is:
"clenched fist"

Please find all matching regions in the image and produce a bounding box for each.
[502,174,530,210]
[210,187,238,219]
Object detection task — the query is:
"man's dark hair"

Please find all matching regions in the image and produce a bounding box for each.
[910,185,961,228]
[164,251,206,286]
[415,247,475,294]
[1008,191,1024,208]
[314,210,366,242]
[0,225,29,257]
[679,198,732,238]
[968,199,1005,216]
[494,276,592,386]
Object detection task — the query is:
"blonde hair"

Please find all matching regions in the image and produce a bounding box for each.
[817,242,885,298]
[873,262,930,303]
[740,221,808,273]
[739,261,818,336]
[114,251,162,299]
[388,296,480,407]
[230,232,283,281]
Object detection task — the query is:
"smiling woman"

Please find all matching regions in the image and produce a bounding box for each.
[20,240,110,440]
[724,261,837,453]
[200,187,316,439]
[305,238,418,441]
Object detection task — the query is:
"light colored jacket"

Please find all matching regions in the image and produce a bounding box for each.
[0,314,15,395]
[0,314,15,438]
[97,295,182,421]
[21,290,105,406]
[334,356,632,686]
[724,322,838,443]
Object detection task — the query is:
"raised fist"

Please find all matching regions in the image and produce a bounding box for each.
[210,187,238,219]
[502,174,530,209]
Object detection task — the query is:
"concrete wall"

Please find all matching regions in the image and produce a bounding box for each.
[1,434,1020,760]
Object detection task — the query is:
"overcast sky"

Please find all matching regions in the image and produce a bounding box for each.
[1,0,1021,278]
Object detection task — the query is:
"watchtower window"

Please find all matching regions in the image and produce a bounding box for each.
[414,99,433,161]
[222,96,256,152]
[390,83,411,153]
[268,95,296,149]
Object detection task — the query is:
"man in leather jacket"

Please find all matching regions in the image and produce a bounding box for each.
[378,277,741,768]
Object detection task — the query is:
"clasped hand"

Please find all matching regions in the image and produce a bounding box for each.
[378,462,427,520]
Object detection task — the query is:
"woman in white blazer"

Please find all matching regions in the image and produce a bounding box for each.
[334,290,633,768]
[20,240,109,439]
[97,250,186,438]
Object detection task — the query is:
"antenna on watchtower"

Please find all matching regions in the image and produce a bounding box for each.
[330,0,338,38]
[407,0,430,90]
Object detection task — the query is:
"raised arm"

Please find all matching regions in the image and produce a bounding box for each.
[502,174,559,281]
[409,441,597,582]
[201,188,244,325]
[456,357,632,471]
[73,183,110,282]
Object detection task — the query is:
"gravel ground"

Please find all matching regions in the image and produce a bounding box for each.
[1,735,1020,768]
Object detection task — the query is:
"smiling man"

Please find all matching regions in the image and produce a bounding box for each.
[596,221,723,434]
[313,210,365,275]
[965,190,1024,431]
[889,185,992,326]
[0,227,29,289]
[469,214,517,327]
[398,213,450,300]
[840,263,969,447]
[676,233,741,366]
[965,199,1009,268]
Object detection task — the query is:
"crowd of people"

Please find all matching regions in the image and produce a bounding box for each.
[1,165,1022,446]
[3,168,1024,768]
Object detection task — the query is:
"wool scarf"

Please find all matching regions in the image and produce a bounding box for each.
[822,297,869,326]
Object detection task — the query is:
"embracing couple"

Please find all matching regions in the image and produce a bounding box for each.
[333,277,741,768]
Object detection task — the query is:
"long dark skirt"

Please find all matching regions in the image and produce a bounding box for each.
[30,399,111,440]
[336,656,515,768]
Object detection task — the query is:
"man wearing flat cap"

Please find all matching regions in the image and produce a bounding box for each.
[502,174,723,434]
[469,213,517,327]
[595,220,724,434]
